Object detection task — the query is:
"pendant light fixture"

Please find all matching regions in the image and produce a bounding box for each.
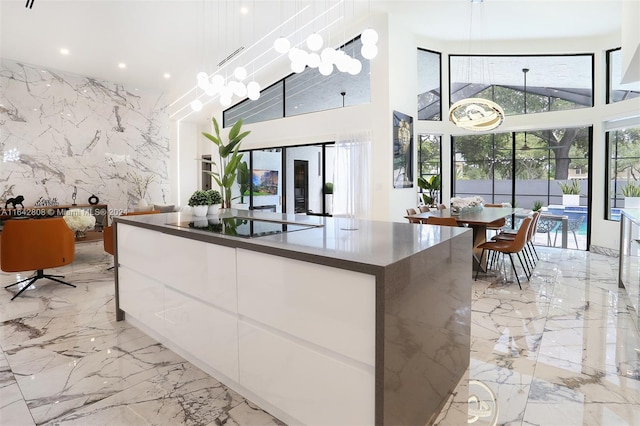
[272,0,375,77]
[191,0,262,111]
[449,0,504,131]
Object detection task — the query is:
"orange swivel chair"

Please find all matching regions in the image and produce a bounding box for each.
[2,217,76,300]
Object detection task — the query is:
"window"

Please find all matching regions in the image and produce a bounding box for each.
[449,55,593,116]
[285,38,370,117]
[417,49,441,121]
[223,37,370,127]
[417,134,441,202]
[607,126,640,220]
[223,81,284,126]
[606,48,640,103]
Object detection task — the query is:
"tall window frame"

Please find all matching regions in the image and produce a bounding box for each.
[606,126,640,221]
[417,48,442,121]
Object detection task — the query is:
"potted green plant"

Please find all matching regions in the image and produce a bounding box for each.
[188,190,211,217]
[558,179,581,206]
[323,182,334,215]
[206,189,223,215]
[201,118,251,209]
[417,175,441,207]
[621,181,640,209]
[532,200,543,212]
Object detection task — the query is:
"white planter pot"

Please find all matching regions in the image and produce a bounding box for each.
[562,194,580,206]
[207,204,221,215]
[192,205,208,217]
[625,197,640,209]
[325,194,333,214]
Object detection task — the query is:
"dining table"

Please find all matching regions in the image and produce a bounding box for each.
[406,207,523,271]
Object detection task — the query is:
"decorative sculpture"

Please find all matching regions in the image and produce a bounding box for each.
[5,195,25,209]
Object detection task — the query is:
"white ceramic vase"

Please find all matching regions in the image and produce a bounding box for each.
[192,205,208,217]
[208,204,221,215]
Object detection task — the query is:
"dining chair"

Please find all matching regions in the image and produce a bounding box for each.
[483,203,507,237]
[535,216,558,246]
[553,214,584,249]
[493,211,541,271]
[2,217,76,300]
[418,205,431,213]
[406,208,418,216]
[436,204,447,210]
[425,216,459,227]
[475,216,533,289]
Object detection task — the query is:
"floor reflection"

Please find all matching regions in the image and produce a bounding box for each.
[435,247,640,425]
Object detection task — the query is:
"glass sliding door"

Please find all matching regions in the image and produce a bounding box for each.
[453,133,513,204]
[284,144,335,215]
[251,148,283,213]
[453,126,591,250]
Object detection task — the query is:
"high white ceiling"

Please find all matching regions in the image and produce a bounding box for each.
[0,0,625,121]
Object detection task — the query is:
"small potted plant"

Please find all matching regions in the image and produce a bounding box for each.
[622,181,640,209]
[188,190,211,217]
[206,189,223,215]
[532,200,543,212]
[558,179,581,206]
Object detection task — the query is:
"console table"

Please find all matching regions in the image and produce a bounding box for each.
[0,204,108,238]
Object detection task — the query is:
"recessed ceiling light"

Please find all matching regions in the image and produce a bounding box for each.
[118,63,126,69]
[60,48,70,55]
[163,73,171,79]
[240,6,249,14]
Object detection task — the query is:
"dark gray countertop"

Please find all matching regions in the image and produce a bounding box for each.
[114,209,471,274]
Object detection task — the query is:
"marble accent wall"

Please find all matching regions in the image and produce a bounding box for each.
[0,59,169,214]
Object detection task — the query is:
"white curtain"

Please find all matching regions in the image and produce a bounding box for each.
[332,131,372,220]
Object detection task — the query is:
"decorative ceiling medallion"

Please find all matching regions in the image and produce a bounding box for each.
[448,98,505,131]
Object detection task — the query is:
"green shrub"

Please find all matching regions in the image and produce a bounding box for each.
[557,179,580,195]
[621,181,640,197]
[188,190,211,206]
[206,189,223,205]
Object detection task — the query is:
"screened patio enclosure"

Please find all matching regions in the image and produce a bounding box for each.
[452,126,592,251]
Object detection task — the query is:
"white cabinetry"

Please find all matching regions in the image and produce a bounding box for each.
[117,224,238,378]
[117,224,376,425]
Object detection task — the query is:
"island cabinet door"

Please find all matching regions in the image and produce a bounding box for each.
[163,286,239,382]
[118,266,165,338]
[235,249,376,425]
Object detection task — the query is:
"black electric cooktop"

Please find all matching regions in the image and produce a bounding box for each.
[167,217,317,239]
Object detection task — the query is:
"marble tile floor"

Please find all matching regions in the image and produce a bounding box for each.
[0,242,638,425]
[0,242,284,426]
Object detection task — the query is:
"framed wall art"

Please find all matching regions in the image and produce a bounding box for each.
[393,111,413,188]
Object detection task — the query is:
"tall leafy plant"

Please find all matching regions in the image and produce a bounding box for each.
[417,175,441,206]
[202,118,251,208]
[237,161,250,204]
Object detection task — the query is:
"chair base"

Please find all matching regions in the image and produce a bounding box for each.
[5,269,76,301]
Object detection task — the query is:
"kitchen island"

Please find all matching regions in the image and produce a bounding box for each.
[113,210,473,425]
